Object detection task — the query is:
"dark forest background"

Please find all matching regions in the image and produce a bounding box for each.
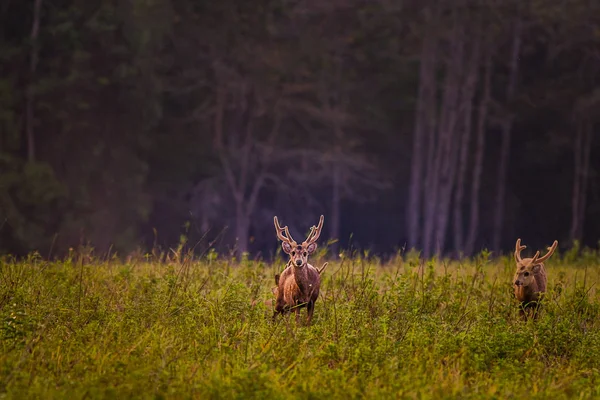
[1,0,599,259]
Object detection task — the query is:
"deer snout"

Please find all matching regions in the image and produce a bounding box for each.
[295,259,303,266]
[514,280,521,286]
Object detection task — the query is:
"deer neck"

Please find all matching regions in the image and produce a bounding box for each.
[528,278,539,294]
[522,279,540,300]
[292,262,310,292]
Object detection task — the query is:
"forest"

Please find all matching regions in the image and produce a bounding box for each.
[1,0,599,259]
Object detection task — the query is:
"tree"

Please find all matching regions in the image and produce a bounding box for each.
[465,49,492,256]
[412,4,487,258]
[407,5,439,252]
[212,79,284,256]
[453,17,482,255]
[569,92,597,245]
[25,0,42,163]
[491,17,522,254]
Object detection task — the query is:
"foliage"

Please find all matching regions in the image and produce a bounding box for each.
[2,252,600,398]
[0,157,67,254]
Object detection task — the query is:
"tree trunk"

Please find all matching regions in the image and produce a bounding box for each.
[421,12,465,258]
[1,0,13,22]
[422,77,441,259]
[407,9,438,252]
[213,85,226,148]
[26,0,43,163]
[570,121,583,244]
[492,19,522,254]
[433,24,464,257]
[465,49,492,256]
[579,122,592,241]
[569,120,593,244]
[330,153,341,255]
[328,75,346,257]
[235,203,249,255]
[214,85,281,260]
[452,123,471,255]
[453,28,481,256]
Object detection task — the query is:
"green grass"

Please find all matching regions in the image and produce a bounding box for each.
[2,248,600,399]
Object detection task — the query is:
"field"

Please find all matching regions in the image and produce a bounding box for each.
[2,247,600,399]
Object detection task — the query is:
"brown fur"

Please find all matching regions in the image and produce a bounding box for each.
[513,238,558,320]
[271,263,327,300]
[274,260,321,324]
[513,258,547,318]
[272,215,326,325]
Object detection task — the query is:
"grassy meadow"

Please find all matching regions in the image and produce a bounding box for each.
[2,246,600,399]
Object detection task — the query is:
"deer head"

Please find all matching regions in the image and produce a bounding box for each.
[273,215,324,268]
[513,238,558,287]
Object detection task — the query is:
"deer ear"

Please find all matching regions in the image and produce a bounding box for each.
[282,242,292,254]
[307,242,317,254]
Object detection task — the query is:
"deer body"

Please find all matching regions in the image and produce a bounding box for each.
[272,215,326,325]
[275,260,321,320]
[513,238,557,319]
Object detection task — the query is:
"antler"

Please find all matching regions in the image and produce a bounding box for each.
[515,238,540,263]
[534,240,558,264]
[274,216,296,245]
[514,238,527,264]
[515,238,558,264]
[302,215,324,246]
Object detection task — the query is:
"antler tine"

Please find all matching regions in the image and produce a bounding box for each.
[273,216,296,244]
[303,215,324,245]
[306,225,316,241]
[514,238,527,264]
[535,240,558,264]
[530,250,541,264]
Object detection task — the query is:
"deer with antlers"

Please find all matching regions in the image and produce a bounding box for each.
[272,215,328,325]
[513,238,558,320]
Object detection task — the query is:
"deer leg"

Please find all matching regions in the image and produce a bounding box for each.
[519,305,527,321]
[273,301,284,321]
[306,301,314,325]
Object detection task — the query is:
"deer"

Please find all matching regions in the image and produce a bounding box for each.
[272,215,328,325]
[513,238,558,320]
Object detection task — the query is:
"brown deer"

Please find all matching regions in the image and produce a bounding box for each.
[272,215,327,325]
[513,238,558,320]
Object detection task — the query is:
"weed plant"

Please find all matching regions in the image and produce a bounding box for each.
[2,246,600,398]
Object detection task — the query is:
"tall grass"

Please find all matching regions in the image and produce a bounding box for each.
[2,247,600,399]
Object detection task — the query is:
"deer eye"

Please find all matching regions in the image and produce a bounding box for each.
[303,252,307,257]
[524,272,530,277]
[291,251,296,256]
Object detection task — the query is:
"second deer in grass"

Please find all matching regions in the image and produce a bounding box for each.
[272,215,328,325]
[513,238,558,320]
